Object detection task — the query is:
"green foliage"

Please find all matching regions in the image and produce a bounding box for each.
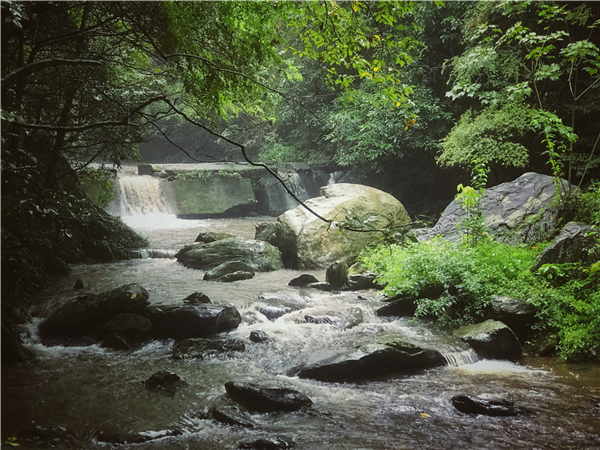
[573,183,600,227]
[360,238,542,326]
[78,167,115,208]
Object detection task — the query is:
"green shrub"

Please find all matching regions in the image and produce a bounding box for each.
[79,167,115,207]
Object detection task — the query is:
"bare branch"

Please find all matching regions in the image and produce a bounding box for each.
[2,59,102,86]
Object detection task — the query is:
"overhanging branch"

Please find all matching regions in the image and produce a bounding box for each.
[2,59,102,86]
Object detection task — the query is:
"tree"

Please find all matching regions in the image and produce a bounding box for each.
[439,1,600,188]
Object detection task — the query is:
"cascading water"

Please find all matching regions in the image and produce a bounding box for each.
[3,188,600,449]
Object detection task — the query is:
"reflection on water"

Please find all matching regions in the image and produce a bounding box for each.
[2,216,600,449]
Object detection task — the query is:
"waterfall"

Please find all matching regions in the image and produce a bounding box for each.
[442,347,480,366]
[277,169,310,211]
[116,175,174,217]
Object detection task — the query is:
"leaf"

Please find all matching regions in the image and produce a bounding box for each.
[420,412,431,418]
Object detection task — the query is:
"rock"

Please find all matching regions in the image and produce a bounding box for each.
[16,424,77,448]
[484,296,537,340]
[208,406,257,428]
[137,164,156,176]
[343,307,364,329]
[148,305,242,340]
[454,320,522,361]
[39,284,150,342]
[195,231,233,243]
[176,238,283,272]
[172,337,246,360]
[326,260,349,289]
[102,313,152,343]
[239,437,295,449]
[296,332,446,382]
[98,429,180,445]
[249,330,273,343]
[144,371,188,396]
[204,260,256,281]
[422,173,571,244]
[100,333,132,351]
[257,305,294,321]
[220,271,255,282]
[73,278,85,289]
[288,274,319,287]
[274,184,411,269]
[306,282,336,291]
[183,292,212,305]
[304,315,340,325]
[225,381,313,413]
[451,395,529,416]
[376,295,417,318]
[346,272,379,290]
[532,222,600,271]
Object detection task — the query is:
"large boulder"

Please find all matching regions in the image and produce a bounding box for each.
[176,238,283,272]
[296,332,445,382]
[422,173,570,244]
[225,381,313,413]
[39,284,150,342]
[532,222,600,271]
[453,320,522,361]
[268,184,411,269]
[148,305,242,340]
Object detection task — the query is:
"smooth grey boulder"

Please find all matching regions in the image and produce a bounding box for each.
[148,305,242,340]
[484,296,537,341]
[176,238,283,272]
[225,381,313,413]
[39,283,150,341]
[102,313,152,343]
[532,222,600,271]
[195,231,233,243]
[326,260,349,289]
[204,260,256,281]
[454,320,522,361]
[296,332,446,382]
[421,173,571,244]
[288,274,319,287]
[172,337,245,360]
[272,184,411,269]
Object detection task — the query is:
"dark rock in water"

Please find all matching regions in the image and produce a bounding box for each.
[225,381,313,413]
[249,330,273,343]
[103,313,152,343]
[451,395,529,416]
[220,270,255,282]
[39,283,150,342]
[204,260,256,281]
[73,278,85,289]
[239,437,295,449]
[258,305,294,321]
[208,406,256,428]
[346,272,378,290]
[176,238,283,272]
[138,164,156,176]
[297,332,446,382]
[144,371,188,396]
[98,429,180,445]
[326,260,349,289]
[288,274,319,287]
[2,317,34,364]
[100,333,132,351]
[454,320,522,361]
[304,315,339,325]
[307,282,336,291]
[376,296,417,318]
[16,424,77,448]
[532,222,600,271]
[195,231,233,243]
[172,337,246,360]
[148,305,242,340]
[183,292,211,304]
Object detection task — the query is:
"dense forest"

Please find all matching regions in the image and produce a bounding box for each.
[2,1,599,362]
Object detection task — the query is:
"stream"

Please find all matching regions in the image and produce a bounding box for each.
[2,211,600,449]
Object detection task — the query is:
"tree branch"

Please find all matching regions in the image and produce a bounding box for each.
[1,59,102,86]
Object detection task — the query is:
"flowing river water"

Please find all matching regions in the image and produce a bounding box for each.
[2,185,600,449]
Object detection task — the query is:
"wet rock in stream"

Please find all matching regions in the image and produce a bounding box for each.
[239,437,296,449]
[144,371,188,396]
[225,381,313,413]
[208,406,257,428]
[451,394,531,416]
[288,274,319,286]
[148,304,242,340]
[296,331,446,382]
[183,291,212,304]
[249,330,274,343]
[453,320,522,361]
[204,260,256,282]
[172,337,246,360]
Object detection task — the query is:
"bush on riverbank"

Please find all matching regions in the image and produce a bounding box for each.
[359,237,600,362]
